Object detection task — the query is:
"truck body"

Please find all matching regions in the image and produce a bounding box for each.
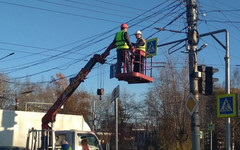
[0,109,101,149]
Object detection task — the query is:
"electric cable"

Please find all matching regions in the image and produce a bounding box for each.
[65,0,141,16]
[38,0,133,19]
[0,1,121,23]
[93,0,147,12]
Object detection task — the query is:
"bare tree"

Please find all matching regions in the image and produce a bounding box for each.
[144,56,191,149]
[0,73,18,109]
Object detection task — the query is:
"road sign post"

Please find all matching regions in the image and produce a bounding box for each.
[111,85,120,150]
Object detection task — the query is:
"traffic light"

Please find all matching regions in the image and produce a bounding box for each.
[198,65,205,95]
[205,66,219,95]
[198,66,218,95]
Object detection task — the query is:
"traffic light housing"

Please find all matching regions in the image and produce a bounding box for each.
[205,67,213,95]
[198,65,205,95]
[198,66,218,95]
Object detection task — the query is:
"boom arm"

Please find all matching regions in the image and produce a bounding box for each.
[42,47,112,130]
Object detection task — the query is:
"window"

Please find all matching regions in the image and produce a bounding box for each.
[55,134,67,146]
[77,134,99,147]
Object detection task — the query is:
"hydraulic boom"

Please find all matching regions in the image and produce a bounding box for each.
[42,48,111,130]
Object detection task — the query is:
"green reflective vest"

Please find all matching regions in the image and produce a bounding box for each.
[115,30,129,50]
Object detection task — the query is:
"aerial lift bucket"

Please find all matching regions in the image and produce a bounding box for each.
[115,50,153,84]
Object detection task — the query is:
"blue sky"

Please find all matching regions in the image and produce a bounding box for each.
[0,0,240,99]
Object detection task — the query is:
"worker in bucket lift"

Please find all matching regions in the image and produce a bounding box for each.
[132,30,146,73]
[107,23,134,74]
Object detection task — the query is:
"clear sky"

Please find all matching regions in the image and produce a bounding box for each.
[0,0,240,99]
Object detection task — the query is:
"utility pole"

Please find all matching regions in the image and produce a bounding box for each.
[186,0,200,149]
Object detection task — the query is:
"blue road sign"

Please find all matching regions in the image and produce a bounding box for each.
[217,94,237,117]
[146,38,158,58]
[208,123,214,131]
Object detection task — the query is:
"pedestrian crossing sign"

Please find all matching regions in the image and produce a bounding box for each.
[217,94,237,117]
[146,38,158,58]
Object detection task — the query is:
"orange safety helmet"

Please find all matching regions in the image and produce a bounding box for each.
[121,23,128,29]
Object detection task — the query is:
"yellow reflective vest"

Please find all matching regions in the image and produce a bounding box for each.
[115,30,129,50]
[136,38,146,51]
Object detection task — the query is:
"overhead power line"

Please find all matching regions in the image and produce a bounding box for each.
[206,9,240,13]
[65,0,141,15]
[38,0,132,19]
[0,1,121,23]
[203,20,240,24]
[93,0,147,12]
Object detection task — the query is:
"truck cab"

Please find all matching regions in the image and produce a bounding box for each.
[26,129,102,150]
[55,130,103,150]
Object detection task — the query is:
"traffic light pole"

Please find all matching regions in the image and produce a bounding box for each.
[186,0,200,149]
[225,31,231,150]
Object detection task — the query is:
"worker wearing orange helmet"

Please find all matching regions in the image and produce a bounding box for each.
[107,23,134,74]
[132,30,146,73]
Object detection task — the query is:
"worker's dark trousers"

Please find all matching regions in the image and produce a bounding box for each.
[116,49,132,74]
[134,55,144,73]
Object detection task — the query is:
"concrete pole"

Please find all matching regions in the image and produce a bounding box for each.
[225,31,231,150]
[186,0,200,149]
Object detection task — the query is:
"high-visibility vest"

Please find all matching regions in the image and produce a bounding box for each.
[115,30,129,50]
[136,38,146,51]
